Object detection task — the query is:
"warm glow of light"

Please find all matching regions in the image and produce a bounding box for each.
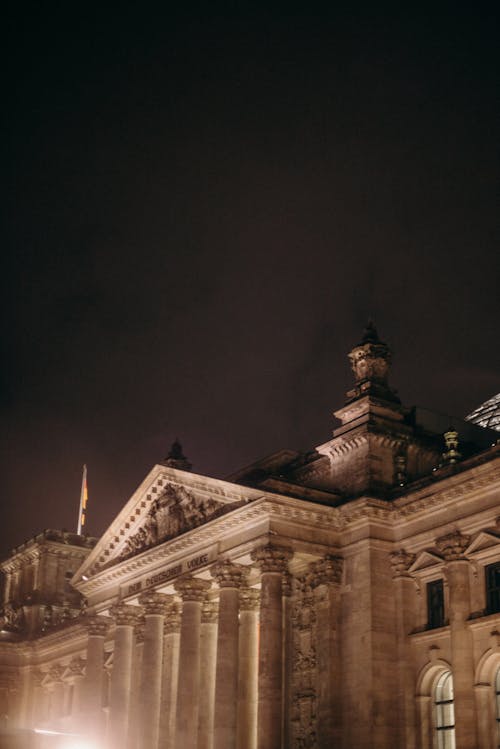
[34,728,98,749]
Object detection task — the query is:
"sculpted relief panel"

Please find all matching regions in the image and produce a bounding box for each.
[120,483,241,560]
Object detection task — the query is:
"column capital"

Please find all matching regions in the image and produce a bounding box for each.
[251,543,293,573]
[68,656,86,677]
[164,602,182,633]
[201,600,219,623]
[211,559,249,588]
[84,614,112,636]
[389,549,416,577]
[436,530,471,561]
[310,554,343,586]
[110,602,144,626]
[174,575,211,601]
[138,591,174,616]
[48,664,64,684]
[239,588,260,611]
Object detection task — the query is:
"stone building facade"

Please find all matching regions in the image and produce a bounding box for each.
[1,325,500,749]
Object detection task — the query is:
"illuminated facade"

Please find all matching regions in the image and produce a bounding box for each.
[1,326,500,749]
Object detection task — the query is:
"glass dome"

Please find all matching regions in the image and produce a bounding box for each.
[466,393,500,432]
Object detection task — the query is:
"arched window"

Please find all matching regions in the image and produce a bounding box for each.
[434,671,455,749]
[495,667,500,747]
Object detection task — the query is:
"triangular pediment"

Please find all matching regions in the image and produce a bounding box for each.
[408,550,444,574]
[465,530,500,556]
[73,464,261,583]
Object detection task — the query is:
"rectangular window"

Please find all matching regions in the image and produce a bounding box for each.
[427,579,445,629]
[486,562,500,614]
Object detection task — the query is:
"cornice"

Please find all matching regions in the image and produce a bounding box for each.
[76,496,343,597]
[393,460,500,522]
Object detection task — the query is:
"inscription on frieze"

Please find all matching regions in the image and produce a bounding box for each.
[121,547,217,598]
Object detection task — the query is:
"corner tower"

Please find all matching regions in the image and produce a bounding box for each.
[309,324,441,496]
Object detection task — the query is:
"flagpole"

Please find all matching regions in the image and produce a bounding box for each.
[77,464,88,535]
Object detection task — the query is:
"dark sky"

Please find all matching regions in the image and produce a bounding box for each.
[2,4,499,557]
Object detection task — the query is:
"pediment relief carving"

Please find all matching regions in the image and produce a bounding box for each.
[119,483,243,562]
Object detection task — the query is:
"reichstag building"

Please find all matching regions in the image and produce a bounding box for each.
[1,325,500,749]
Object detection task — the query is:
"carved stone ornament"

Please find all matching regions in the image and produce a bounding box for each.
[389,549,416,577]
[211,559,249,588]
[201,600,219,624]
[435,530,471,561]
[110,603,144,626]
[120,483,242,560]
[239,588,260,611]
[174,575,211,602]
[138,591,174,616]
[48,664,64,684]
[164,603,182,633]
[251,544,293,574]
[84,614,112,637]
[309,554,343,587]
[68,656,86,677]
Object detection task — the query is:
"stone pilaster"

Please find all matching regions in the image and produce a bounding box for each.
[198,600,218,749]
[238,588,260,749]
[160,603,181,749]
[174,576,211,749]
[137,592,173,749]
[251,544,293,749]
[211,560,249,749]
[436,530,476,749]
[389,549,417,749]
[82,615,112,740]
[310,555,343,749]
[107,603,143,749]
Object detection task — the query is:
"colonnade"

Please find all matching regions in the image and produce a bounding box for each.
[80,543,292,749]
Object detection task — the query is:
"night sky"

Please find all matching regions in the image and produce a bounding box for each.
[2,5,499,557]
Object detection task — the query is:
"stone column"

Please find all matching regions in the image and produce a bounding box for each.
[127,620,145,749]
[107,603,143,749]
[436,531,476,749]
[137,592,173,749]
[174,575,211,749]
[282,574,292,749]
[198,600,218,749]
[237,588,260,749]
[310,555,343,749]
[160,603,181,749]
[251,544,293,749]
[82,615,111,740]
[389,549,417,749]
[211,560,248,749]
